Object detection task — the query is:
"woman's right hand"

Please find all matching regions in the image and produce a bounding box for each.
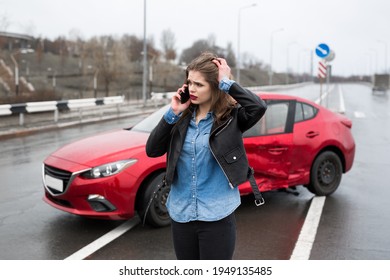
[171,84,190,115]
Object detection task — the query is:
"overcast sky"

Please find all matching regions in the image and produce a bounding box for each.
[1,0,389,77]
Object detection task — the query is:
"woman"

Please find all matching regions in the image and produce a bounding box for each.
[146,52,267,260]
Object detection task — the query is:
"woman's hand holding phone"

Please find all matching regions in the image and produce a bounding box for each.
[180,86,190,104]
[171,84,190,115]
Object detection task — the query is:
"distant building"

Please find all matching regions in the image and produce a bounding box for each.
[0,31,35,51]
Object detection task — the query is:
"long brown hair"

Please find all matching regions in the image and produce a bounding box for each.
[185,52,236,124]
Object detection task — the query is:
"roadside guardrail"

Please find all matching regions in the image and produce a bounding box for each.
[0,95,125,126]
[1,83,312,127]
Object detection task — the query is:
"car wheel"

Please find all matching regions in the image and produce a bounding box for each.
[307,151,342,196]
[139,172,171,227]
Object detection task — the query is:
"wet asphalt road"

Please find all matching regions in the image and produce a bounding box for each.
[0,83,389,260]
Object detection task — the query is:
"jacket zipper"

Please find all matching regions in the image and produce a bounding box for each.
[210,117,235,189]
[166,129,176,185]
[212,116,232,136]
[214,117,233,137]
[209,147,234,189]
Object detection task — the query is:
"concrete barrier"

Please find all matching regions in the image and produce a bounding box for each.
[0,104,12,116]
[0,96,125,125]
[26,101,57,113]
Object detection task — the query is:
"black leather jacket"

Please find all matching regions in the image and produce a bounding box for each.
[146,82,267,188]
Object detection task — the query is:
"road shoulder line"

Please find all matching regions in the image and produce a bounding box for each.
[290,196,326,260]
[338,85,346,114]
[64,217,140,260]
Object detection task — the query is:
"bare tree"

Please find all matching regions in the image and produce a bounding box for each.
[87,36,116,96]
[22,20,36,37]
[179,37,225,65]
[111,38,129,90]
[160,29,176,62]
[0,13,10,51]
[0,13,10,31]
[35,38,44,74]
[225,42,236,67]
[52,36,69,75]
[84,35,134,97]
[68,29,85,73]
[124,35,158,63]
[207,34,216,48]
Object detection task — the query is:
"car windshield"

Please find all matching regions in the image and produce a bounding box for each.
[131,104,170,133]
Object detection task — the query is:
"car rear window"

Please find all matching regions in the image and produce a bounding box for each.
[295,102,317,122]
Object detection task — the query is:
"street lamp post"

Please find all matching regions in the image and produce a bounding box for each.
[10,54,19,96]
[21,59,30,76]
[369,48,378,73]
[142,0,148,106]
[298,49,310,82]
[269,28,284,85]
[94,69,99,98]
[377,40,388,73]
[53,70,56,92]
[365,53,373,76]
[286,41,297,84]
[47,67,57,93]
[148,54,156,94]
[236,3,257,83]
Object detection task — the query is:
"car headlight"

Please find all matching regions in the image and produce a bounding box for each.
[80,159,137,179]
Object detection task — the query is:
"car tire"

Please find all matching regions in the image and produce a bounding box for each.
[306,151,342,196]
[139,172,171,227]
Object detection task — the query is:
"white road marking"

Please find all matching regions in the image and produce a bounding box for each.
[290,196,326,260]
[64,198,327,260]
[315,89,328,104]
[338,86,346,114]
[315,84,335,106]
[289,85,343,259]
[354,111,366,118]
[64,217,140,260]
[370,112,381,119]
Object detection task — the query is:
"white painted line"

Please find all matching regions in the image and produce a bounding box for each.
[354,111,366,118]
[65,198,325,260]
[315,91,327,104]
[315,84,334,105]
[290,196,326,260]
[370,112,380,119]
[65,217,140,260]
[338,86,346,114]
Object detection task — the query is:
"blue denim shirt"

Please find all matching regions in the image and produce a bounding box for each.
[163,79,240,222]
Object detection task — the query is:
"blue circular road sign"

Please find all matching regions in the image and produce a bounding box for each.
[315,43,330,58]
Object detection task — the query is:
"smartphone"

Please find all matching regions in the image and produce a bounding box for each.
[180,86,190,104]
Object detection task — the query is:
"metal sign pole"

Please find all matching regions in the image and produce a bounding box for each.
[315,43,335,108]
[319,77,323,105]
[326,65,331,108]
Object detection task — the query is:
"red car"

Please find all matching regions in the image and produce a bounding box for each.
[42,93,355,226]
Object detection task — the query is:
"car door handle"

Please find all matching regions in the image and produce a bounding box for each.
[306,131,319,138]
[268,147,288,155]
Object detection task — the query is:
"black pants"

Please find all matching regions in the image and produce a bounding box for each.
[170,213,236,260]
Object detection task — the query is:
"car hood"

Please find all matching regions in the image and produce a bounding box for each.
[49,129,149,167]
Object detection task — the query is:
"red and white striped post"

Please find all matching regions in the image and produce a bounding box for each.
[318,61,327,104]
